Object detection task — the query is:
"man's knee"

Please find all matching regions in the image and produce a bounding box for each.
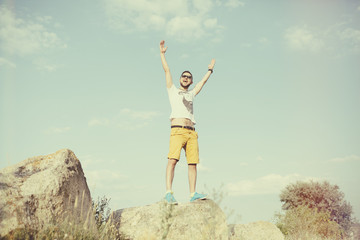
[168,158,178,166]
[188,163,197,169]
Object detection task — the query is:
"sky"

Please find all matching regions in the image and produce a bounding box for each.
[1,0,359,224]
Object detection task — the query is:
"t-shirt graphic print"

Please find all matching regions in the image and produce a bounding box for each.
[167,84,196,124]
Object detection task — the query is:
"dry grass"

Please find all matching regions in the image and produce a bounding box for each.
[275,204,356,240]
[2,194,123,240]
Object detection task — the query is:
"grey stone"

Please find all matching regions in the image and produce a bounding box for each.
[109,199,228,240]
[229,221,284,240]
[0,149,92,237]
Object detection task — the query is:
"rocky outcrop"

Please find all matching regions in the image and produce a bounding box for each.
[109,199,228,240]
[229,221,284,240]
[0,149,92,237]
[0,149,285,240]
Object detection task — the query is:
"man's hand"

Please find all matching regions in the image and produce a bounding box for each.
[160,40,172,88]
[160,40,168,54]
[194,58,216,96]
[208,59,216,71]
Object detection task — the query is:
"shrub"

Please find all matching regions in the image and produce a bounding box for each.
[92,196,112,229]
[279,180,353,236]
[275,204,343,239]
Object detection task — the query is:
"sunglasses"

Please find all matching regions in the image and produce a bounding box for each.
[181,75,192,79]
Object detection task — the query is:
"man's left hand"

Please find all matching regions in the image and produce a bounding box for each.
[208,59,216,71]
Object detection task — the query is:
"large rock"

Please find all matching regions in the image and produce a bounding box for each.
[0,149,92,237]
[229,221,284,240]
[109,199,228,240]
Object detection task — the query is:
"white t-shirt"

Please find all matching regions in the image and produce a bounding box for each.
[167,84,196,124]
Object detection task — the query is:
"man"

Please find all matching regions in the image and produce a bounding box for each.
[159,40,215,204]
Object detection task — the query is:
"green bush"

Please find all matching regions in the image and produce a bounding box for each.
[275,204,343,239]
[279,180,354,236]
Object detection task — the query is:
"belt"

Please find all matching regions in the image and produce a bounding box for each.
[171,125,195,131]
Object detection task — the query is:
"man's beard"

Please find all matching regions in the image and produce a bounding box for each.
[180,82,191,89]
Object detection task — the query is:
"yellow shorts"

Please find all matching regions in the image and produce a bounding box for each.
[168,127,199,164]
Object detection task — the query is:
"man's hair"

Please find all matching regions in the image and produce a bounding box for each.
[180,71,193,79]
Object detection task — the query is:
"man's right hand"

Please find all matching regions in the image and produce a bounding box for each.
[159,40,172,88]
[160,40,168,54]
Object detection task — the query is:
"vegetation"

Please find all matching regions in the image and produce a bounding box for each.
[2,195,122,240]
[160,201,175,240]
[2,189,234,240]
[205,183,241,224]
[275,180,355,239]
[92,196,112,229]
[5,181,355,240]
[275,204,343,239]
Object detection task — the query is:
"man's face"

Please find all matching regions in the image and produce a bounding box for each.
[180,73,193,89]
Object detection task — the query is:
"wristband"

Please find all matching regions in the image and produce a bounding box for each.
[208,69,213,73]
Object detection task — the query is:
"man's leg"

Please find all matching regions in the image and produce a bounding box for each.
[166,158,178,191]
[167,128,185,191]
[188,163,197,194]
[186,130,199,194]
[188,164,207,202]
[186,132,207,202]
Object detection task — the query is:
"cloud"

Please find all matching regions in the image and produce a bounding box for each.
[198,158,211,172]
[166,16,205,40]
[225,0,245,8]
[180,53,189,59]
[284,23,360,55]
[329,155,360,163]
[341,28,360,41]
[32,58,58,72]
[120,108,159,120]
[88,118,110,127]
[80,155,128,189]
[85,169,127,187]
[0,57,16,68]
[117,108,160,130]
[89,108,160,130]
[284,26,324,52]
[227,173,318,196]
[0,6,66,56]
[238,162,248,167]
[258,37,270,45]
[85,169,128,191]
[116,121,150,130]
[241,43,252,48]
[103,0,239,41]
[45,126,71,134]
[339,27,360,52]
[198,164,211,172]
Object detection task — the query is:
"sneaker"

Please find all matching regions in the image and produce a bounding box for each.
[190,192,208,202]
[164,192,178,205]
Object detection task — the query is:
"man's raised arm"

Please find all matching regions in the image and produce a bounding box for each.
[160,40,173,89]
[193,59,216,96]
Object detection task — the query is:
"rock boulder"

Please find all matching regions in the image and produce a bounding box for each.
[229,221,284,240]
[109,199,228,240]
[0,149,92,237]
